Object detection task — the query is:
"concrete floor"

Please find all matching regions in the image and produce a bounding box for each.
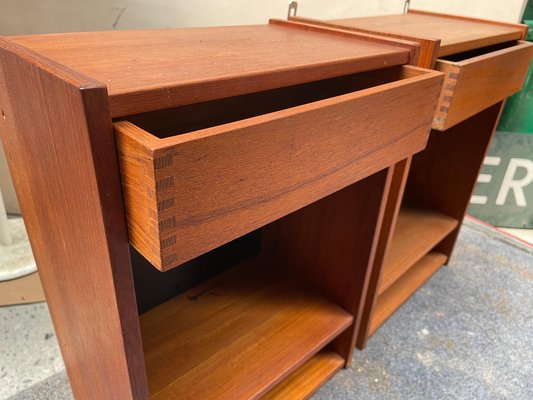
[1,218,532,399]
[314,219,533,400]
[0,303,63,399]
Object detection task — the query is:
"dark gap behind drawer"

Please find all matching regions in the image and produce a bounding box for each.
[119,65,409,138]
[131,230,261,314]
[440,40,518,62]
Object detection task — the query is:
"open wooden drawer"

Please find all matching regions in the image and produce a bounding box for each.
[115,65,443,270]
[285,13,533,132]
[433,40,533,130]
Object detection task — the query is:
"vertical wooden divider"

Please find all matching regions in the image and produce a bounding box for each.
[263,167,393,363]
[356,157,412,349]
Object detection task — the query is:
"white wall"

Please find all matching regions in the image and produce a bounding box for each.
[0,0,525,35]
[0,0,526,213]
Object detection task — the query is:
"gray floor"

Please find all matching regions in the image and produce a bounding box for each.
[1,219,532,400]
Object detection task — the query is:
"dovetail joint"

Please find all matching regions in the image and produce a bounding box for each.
[159,216,177,231]
[154,154,174,169]
[157,197,176,212]
[160,235,177,249]
[155,176,174,191]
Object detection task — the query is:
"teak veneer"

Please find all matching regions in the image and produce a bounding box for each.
[433,40,533,130]
[8,24,413,117]
[293,10,526,59]
[290,10,533,349]
[369,252,448,335]
[140,256,352,399]
[262,351,344,400]
[290,13,533,130]
[0,20,442,399]
[378,207,458,295]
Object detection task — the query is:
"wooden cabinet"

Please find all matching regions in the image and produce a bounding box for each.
[289,10,533,348]
[0,22,442,399]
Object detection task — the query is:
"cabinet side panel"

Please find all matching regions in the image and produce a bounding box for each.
[0,40,147,399]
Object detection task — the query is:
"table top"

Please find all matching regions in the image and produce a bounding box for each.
[328,11,525,57]
[6,24,411,117]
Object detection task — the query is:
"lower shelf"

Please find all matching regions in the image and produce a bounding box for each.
[379,207,458,294]
[139,255,352,400]
[370,252,447,335]
[263,350,345,400]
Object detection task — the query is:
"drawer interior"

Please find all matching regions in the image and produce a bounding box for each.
[119,65,423,138]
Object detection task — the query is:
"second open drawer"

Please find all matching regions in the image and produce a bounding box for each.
[115,65,443,270]
[433,40,533,131]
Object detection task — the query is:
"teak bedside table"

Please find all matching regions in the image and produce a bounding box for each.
[0,22,443,399]
[288,9,533,348]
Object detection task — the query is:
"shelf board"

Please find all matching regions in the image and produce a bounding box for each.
[378,207,458,295]
[139,256,352,400]
[263,350,345,400]
[370,252,447,334]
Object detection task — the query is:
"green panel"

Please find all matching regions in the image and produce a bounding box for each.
[498,13,533,133]
[468,132,533,228]
[498,57,533,134]
[524,0,533,21]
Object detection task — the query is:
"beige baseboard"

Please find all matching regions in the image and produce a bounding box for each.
[1,143,20,215]
[0,272,45,306]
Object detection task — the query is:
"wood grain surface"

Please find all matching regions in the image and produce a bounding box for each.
[370,252,447,335]
[355,158,412,349]
[406,103,505,261]
[305,10,531,349]
[263,168,393,364]
[409,9,529,41]
[9,24,411,117]
[263,350,344,400]
[115,66,443,270]
[0,39,147,398]
[290,13,532,131]
[433,41,533,130]
[289,16,439,68]
[271,18,421,66]
[326,11,525,57]
[378,207,458,295]
[140,256,352,399]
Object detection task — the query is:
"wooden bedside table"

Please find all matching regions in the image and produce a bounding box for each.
[0,22,442,399]
[288,9,533,348]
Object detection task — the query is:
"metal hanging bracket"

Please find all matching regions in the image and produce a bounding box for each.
[288,1,298,19]
[404,0,411,14]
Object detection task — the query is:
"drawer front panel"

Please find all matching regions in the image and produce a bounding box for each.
[116,67,443,270]
[433,41,533,131]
